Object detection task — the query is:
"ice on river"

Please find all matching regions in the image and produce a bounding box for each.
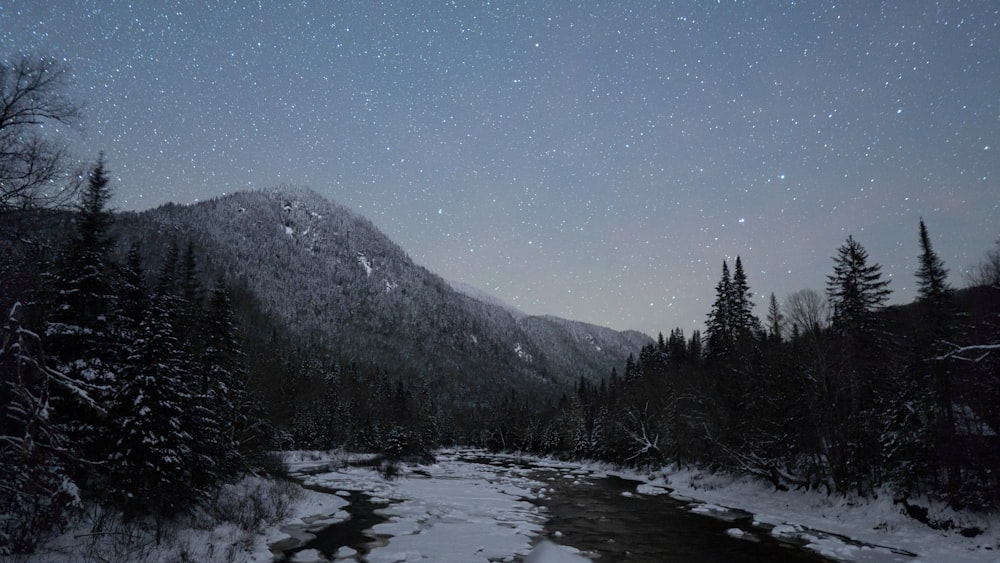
[285,450,553,562]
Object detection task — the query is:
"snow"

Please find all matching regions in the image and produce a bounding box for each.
[291,548,325,562]
[625,464,1000,562]
[288,450,548,562]
[514,342,533,362]
[523,540,590,562]
[726,527,749,539]
[636,483,668,496]
[357,252,373,277]
[22,449,1000,562]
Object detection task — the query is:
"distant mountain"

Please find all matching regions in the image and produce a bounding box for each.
[114,187,651,398]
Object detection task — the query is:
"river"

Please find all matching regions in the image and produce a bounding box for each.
[273,451,901,562]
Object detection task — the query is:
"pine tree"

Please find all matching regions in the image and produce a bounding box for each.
[43,156,118,362]
[704,260,733,359]
[705,257,759,360]
[203,277,273,472]
[824,235,893,495]
[730,256,760,341]
[42,156,120,470]
[118,244,147,333]
[826,235,891,341]
[108,292,197,522]
[623,353,641,385]
[688,330,702,363]
[915,218,952,307]
[667,328,687,366]
[913,218,958,493]
[766,292,784,343]
[177,241,203,351]
[199,279,241,473]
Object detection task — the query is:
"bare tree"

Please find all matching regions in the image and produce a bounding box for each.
[0,56,83,211]
[783,288,829,335]
[964,239,1000,289]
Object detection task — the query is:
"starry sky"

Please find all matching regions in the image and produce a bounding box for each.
[3,1,998,337]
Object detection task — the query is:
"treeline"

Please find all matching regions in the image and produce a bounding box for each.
[477,228,1000,512]
[1,160,273,551]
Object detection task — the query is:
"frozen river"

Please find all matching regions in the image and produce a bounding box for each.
[271,450,917,562]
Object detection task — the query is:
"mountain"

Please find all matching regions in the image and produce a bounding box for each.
[447,279,526,320]
[113,186,651,399]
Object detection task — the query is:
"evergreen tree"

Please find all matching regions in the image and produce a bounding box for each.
[157,239,181,296]
[915,218,952,306]
[913,218,958,493]
[200,278,244,474]
[766,292,784,343]
[43,156,118,363]
[688,330,702,363]
[623,353,641,385]
[705,257,759,360]
[667,328,687,366]
[730,256,760,342]
[41,156,120,470]
[826,235,891,341]
[118,244,147,333]
[108,292,197,523]
[177,241,203,351]
[824,235,893,495]
[704,260,733,359]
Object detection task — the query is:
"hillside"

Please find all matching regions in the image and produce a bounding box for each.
[113,187,650,398]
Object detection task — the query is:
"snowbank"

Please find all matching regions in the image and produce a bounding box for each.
[625,464,1000,562]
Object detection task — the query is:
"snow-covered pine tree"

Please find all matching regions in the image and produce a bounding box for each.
[117,244,148,333]
[108,291,197,522]
[200,277,270,476]
[41,156,120,471]
[148,238,224,488]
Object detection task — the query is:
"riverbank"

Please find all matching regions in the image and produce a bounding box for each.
[513,453,1000,562]
[661,466,999,562]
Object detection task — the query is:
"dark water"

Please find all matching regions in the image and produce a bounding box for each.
[529,471,830,562]
[273,489,393,562]
[276,455,867,562]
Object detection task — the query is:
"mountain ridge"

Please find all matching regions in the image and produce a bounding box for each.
[113,186,651,396]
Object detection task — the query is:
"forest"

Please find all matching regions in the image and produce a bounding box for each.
[475,238,1000,519]
[2,56,999,555]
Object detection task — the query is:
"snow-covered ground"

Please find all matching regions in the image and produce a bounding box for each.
[628,464,1000,563]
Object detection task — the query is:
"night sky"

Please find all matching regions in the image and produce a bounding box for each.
[3,2,998,337]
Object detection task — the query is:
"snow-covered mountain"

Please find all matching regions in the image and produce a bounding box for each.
[114,187,650,396]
